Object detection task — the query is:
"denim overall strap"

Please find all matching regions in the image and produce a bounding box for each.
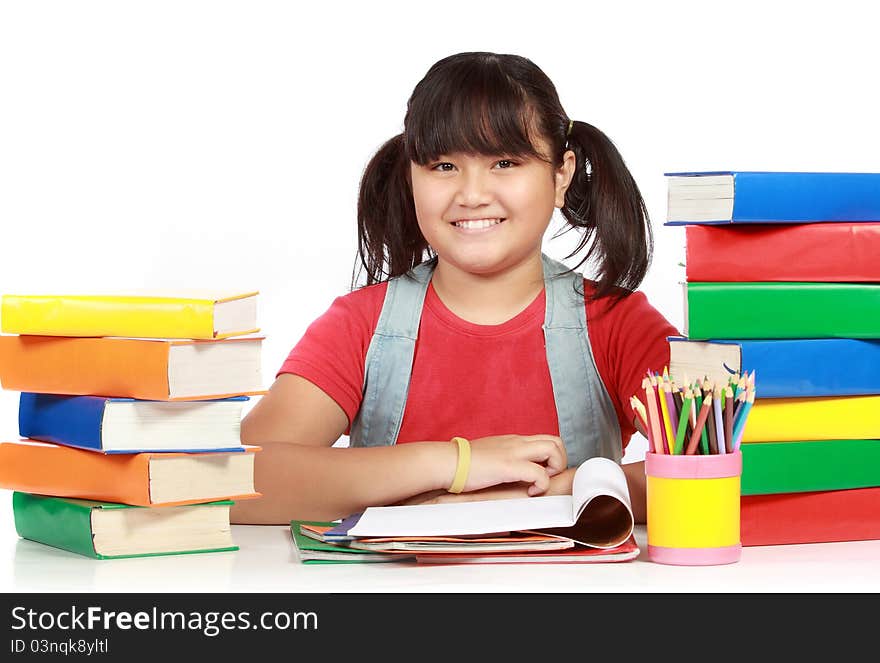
[350,255,623,466]
[348,261,434,447]
[541,254,623,465]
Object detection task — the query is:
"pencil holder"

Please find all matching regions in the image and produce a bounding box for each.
[645,451,742,566]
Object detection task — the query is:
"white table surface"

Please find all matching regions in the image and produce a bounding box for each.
[4,509,880,593]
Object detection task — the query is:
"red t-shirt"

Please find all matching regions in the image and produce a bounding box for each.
[278,280,679,453]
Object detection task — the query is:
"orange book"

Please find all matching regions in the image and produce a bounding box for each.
[0,440,262,507]
[0,335,266,400]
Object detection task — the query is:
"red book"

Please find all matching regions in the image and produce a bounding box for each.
[685,223,880,282]
[741,487,880,546]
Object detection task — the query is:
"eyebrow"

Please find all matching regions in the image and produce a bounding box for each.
[431,152,524,161]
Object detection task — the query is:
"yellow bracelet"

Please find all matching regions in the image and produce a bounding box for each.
[448,436,471,494]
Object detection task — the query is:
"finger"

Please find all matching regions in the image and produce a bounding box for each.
[547,437,567,474]
[522,439,567,476]
[522,435,567,473]
[517,462,551,496]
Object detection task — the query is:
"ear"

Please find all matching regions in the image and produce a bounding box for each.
[554,149,577,208]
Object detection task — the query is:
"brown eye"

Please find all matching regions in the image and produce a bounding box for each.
[432,163,455,172]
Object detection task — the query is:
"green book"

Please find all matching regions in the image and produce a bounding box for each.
[685,282,880,339]
[741,439,880,496]
[13,492,238,559]
[290,520,412,564]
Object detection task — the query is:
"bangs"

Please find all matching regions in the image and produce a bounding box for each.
[404,59,549,165]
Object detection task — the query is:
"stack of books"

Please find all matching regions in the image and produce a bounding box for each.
[0,291,266,559]
[290,457,641,565]
[665,171,880,546]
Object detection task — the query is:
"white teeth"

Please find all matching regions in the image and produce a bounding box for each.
[453,218,504,229]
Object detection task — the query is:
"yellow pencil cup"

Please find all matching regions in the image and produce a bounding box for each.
[645,451,742,565]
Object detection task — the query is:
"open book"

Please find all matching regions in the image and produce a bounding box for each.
[348,457,634,550]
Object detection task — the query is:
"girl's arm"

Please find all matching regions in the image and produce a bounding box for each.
[398,417,649,524]
[399,463,646,523]
[624,415,648,522]
[231,374,566,524]
[622,460,646,524]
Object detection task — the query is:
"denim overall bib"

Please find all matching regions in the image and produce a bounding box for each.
[349,254,622,467]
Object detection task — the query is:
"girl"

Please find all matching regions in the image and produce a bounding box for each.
[232,52,678,525]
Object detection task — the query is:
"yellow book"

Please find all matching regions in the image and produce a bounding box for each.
[1,291,259,340]
[742,395,880,443]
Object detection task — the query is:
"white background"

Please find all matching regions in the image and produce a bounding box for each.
[1,1,879,587]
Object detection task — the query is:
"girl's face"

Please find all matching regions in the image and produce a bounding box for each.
[410,137,575,277]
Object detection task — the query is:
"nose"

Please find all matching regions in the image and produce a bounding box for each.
[454,168,494,207]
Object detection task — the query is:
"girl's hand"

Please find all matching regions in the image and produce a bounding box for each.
[403,483,533,506]
[462,434,567,497]
[402,466,577,506]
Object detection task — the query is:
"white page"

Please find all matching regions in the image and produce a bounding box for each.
[571,457,633,522]
[349,495,576,538]
[349,458,632,538]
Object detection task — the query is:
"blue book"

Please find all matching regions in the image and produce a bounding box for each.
[668,337,880,398]
[321,513,364,542]
[665,171,880,224]
[18,393,248,454]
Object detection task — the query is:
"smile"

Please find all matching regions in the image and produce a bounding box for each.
[450,218,506,232]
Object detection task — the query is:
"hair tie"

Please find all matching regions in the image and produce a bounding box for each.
[566,119,573,137]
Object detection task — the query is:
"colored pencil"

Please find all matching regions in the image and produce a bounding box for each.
[671,383,683,431]
[630,395,650,445]
[645,367,757,455]
[672,384,687,442]
[724,386,734,454]
[709,387,724,454]
[673,388,694,455]
[699,378,711,454]
[732,389,756,451]
[685,394,713,455]
[692,388,704,451]
[731,373,743,396]
[733,374,748,406]
[706,385,720,455]
[662,369,679,426]
[644,378,665,455]
[649,373,670,454]
[658,381,676,455]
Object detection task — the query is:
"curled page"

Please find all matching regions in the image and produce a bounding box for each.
[347,457,634,549]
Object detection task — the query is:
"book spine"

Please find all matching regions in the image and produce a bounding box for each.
[686,282,880,339]
[741,486,880,546]
[739,339,880,398]
[685,223,880,282]
[1,294,215,339]
[19,393,107,451]
[13,492,99,558]
[732,172,880,222]
[0,336,170,400]
[743,395,880,443]
[0,442,153,505]
[741,439,880,495]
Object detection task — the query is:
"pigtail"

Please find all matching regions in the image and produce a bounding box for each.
[353,133,432,288]
[561,120,653,301]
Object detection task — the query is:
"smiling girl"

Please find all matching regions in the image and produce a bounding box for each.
[233,52,678,525]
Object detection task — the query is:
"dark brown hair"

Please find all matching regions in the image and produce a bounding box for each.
[354,52,652,302]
